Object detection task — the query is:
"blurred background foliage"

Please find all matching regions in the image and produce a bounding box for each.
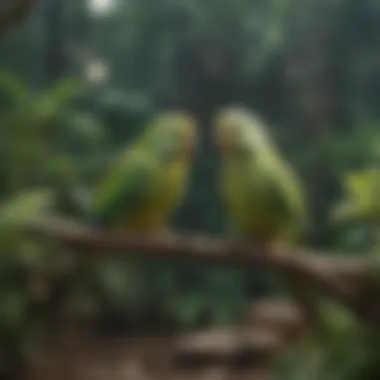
[1,0,380,378]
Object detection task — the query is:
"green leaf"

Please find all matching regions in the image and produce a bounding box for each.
[34,78,85,129]
[0,71,30,108]
[168,294,203,327]
[319,300,358,337]
[0,190,56,228]
[42,155,81,184]
[66,111,111,149]
[0,290,28,333]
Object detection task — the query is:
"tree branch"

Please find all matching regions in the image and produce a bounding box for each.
[26,217,379,325]
[0,0,36,37]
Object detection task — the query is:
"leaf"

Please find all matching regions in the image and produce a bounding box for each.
[42,155,81,184]
[344,169,379,201]
[96,260,146,306]
[0,71,30,108]
[66,111,111,148]
[332,168,380,224]
[330,201,364,224]
[319,300,358,336]
[168,294,203,327]
[0,190,56,229]
[34,78,85,129]
[0,290,28,328]
[44,77,84,105]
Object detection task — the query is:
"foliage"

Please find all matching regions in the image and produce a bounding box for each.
[273,300,380,380]
[0,72,109,373]
[331,168,380,223]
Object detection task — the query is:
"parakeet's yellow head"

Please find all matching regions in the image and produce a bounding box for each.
[212,105,271,157]
[144,110,198,160]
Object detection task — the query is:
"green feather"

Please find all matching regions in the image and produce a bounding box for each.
[91,149,157,226]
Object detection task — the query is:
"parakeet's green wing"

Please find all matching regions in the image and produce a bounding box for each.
[256,163,307,242]
[91,151,158,226]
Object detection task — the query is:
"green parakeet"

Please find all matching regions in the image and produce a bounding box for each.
[212,106,307,244]
[212,105,318,328]
[81,111,198,321]
[91,110,198,233]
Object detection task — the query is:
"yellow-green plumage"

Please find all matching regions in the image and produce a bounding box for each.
[221,153,306,243]
[91,111,197,233]
[214,106,306,244]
